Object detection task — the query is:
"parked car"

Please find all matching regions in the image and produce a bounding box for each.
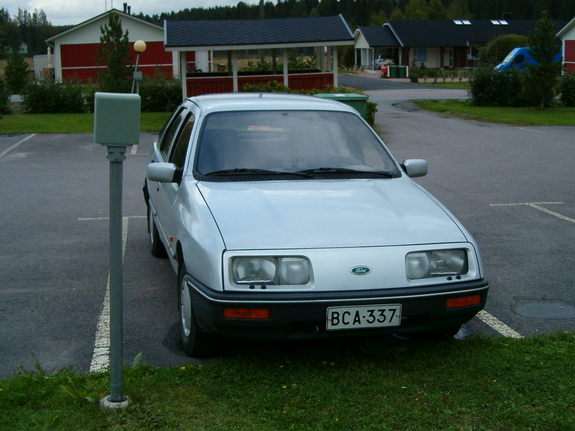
[375,56,393,68]
[143,93,489,357]
[494,46,562,70]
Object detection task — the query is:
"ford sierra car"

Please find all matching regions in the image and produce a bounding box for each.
[143,93,489,357]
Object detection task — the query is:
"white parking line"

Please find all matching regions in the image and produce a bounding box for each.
[79,216,144,372]
[89,216,130,372]
[481,200,575,339]
[489,202,575,224]
[0,134,35,160]
[527,203,575,224]
[477,310,523,338]
[489,201,564,207]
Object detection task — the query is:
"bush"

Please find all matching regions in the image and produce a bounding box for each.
[468,68,525,107]
[477,34,528,68]
[139,76,182,112]
[558,73,575,107]
[23,81,86,114]
[0,76,10,115]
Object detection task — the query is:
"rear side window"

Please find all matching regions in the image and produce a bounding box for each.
[169,115,195,169]
[158,108,186,160]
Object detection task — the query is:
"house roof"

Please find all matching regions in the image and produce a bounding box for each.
[164,15,354,50]
[360,19,567,48]
[356,26,399,47]
[46,8,162,42]
[557,16,575,38]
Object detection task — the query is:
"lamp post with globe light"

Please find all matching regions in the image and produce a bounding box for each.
[131,40,146,94]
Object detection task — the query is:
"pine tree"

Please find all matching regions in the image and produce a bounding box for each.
[524,10,563,109]
[95,12,132,93]
[4,51,31,94]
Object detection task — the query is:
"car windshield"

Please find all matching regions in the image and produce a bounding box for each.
[194,110,399,180]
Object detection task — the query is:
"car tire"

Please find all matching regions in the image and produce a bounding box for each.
[148,205,167,258]
[178,262,217,357]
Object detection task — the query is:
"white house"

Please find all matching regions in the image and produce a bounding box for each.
[558,16,575,73]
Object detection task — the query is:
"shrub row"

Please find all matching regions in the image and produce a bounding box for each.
[559,73,575,107]
[468,68,526,107]
[468,68,575,108]
[409,68,470,84]
[18,77,182,114]
[24,81,85,114]
[138,78,181,112]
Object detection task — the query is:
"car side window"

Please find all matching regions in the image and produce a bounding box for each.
[158,108,186,160]
[169,114,195,169]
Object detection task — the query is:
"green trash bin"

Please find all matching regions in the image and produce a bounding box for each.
[314,93,369,119]
[397,66,407,78]
[388,65,397,78]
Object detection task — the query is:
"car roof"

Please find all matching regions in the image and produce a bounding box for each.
[186,92,359,115]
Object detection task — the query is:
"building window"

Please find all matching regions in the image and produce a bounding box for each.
[414,48,427,61]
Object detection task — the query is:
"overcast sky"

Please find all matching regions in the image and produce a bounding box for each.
[4,0,258,26]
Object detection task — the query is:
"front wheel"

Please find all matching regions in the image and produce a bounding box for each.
[179,263,217,357]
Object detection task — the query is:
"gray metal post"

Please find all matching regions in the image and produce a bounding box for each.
[107,146,127,404]
[94,92,140,411]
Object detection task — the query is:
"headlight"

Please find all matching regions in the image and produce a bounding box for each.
[232,256,311,286]
[406,249,468,280]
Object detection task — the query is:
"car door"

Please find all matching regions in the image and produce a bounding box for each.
[154,110,196,258]
[148,106,187,239]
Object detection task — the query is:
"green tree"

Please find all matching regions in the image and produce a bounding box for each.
[446,0,473,19]
[428,0,447,19]
[390,7,405,20]
[524,10,563,109]
[404,0,428,19]
[369,9,387,26]
[15,8,53,55]
[0,8,22,59]
[95,12,132,93]
[478,34,528,67]
[4,51,32,94]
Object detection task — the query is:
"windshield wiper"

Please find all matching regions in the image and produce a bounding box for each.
[297,167,397,178]
[205,168,312,178]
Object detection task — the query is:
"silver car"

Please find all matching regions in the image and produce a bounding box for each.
[144,93,488,357]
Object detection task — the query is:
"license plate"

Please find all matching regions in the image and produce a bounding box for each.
[326,304,402,331]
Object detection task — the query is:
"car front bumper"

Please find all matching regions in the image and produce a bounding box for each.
[186,275,489,339]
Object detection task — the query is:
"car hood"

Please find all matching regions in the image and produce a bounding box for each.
[197,179,468,250]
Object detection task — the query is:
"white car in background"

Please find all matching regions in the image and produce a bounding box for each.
[143,93,489,357]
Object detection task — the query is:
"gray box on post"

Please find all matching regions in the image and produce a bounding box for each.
[94,92,141,146]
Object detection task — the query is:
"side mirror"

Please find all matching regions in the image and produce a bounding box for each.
[148,163,177,183]
[401,159,428,178]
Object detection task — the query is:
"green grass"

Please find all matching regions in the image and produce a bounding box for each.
[0,112,171,134]
[413,99,575,126]
[1,333,574,430]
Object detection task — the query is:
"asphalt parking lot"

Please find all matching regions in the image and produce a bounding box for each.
[1,89,574,378]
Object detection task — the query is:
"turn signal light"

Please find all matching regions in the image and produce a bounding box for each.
[223,308,270,319]
[446,295,481,309]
